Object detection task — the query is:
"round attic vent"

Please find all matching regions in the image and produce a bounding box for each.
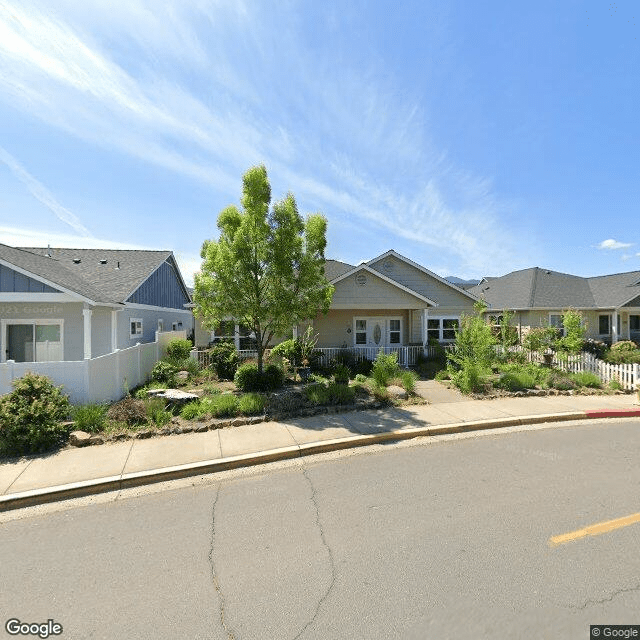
[355,273,367,287]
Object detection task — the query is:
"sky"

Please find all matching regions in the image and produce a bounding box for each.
[0,0,639,287]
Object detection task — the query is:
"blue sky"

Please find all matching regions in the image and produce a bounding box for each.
[0,0,639,286]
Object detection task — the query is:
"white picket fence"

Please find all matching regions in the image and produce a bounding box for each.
[0,330,186,405]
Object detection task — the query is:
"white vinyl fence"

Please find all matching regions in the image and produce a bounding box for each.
[0,330,186,405]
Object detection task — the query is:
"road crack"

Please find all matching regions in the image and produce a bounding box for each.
[209,483,237,640]
[293,464,337,640]
[572,583,640,610]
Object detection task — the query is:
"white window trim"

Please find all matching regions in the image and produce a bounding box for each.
[427,316,460,342]
[548,313,566,337]
[1,318,64,363]
[130,318,143,339]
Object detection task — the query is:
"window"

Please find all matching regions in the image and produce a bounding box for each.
[389,319,401,344]
[355,319,366,345]
[428,317,459,342]
[549,313,565,337]
[172,321,183,331]
[130,319,143,338]
[598,315,610,335]
[4,320,63,362]
[631,315,640,332]
[211,320,234,343]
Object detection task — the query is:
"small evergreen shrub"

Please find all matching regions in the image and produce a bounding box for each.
[372,351,400,387]
[106,397,147,426]
[166,338,193,360]
[166,356,200,377]
[180,401,203,420]
[234,363,284,392]
[270,339,302,367]
[209,393,239,417]
[571,371,602,388]
[72,403,108,433]
[449,360,488,394]
[0,373,71,456]
[354,374,368,383]
[434,369,450,381]
[237,393,266,415]
[604,342,640,364]
[207,342,240,380]
[494,371,536,391]
[608,379,623,391]
[151,360,178,386]
[548,371,576,391]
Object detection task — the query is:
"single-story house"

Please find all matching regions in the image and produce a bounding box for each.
[194,249,479,353]
[0,244,193,363]
[468,267,640,344]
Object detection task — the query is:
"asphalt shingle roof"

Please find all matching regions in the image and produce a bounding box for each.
[1,244,177,305]
[324,259,355,281]
[469,266,640,310]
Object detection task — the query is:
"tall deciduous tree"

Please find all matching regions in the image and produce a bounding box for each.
[194,165,334,373]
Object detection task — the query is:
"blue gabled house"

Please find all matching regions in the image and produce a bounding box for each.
[0,244,193,363]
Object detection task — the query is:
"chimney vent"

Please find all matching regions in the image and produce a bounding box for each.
[72,258,81,264]
[100,259,107,264]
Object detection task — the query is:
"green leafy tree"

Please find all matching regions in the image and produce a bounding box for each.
[556,309,586,356]
[194,165,334,373]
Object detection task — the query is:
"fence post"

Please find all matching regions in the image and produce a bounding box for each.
[136,342,142,388]
[634,364,639,393]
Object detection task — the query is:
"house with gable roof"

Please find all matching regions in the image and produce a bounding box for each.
[195,249,479,359]
[0,243,193,364]
[469,267,640,344]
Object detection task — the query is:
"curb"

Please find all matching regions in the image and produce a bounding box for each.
[2,409,638,512]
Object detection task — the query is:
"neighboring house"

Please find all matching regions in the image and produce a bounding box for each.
[0,244,193,363]
[469,267,640,344]
[194,249,479,351]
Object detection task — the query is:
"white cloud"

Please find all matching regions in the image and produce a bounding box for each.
[598,238,633,250]
[0,146,92,236]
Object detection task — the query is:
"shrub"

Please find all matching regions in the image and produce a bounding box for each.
[494,371,536,391]
[238,393,266,415]
[583,339,609,359]
[400,370,418,393]
[207,342,240,380]
[333,363,351,384]
[72,403,108,433]
[166,338,193,360]
[328,349,373,376]
[270,339,302,367]
[0,373,71,456]
[611,340,638,352]
[145,397,172,426]
[604,348,640,365]
[181,401,203,420]
[166,356,200,377]
[571,371,602,388]
[106,397,147,426]
[209,393,239,417]
[354,373,368,383]
[548,371,576,391]
[234,363,284,392]
[305,384,330,405]
[608,379,623,391]
[449,359,489,394]
[151,360,178,386]
[327,382,355,404]
[434,369,450,381]
[372,351,400,387]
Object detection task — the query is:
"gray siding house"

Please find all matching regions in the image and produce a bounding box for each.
[469,267,640,344]
[0,244,193,363]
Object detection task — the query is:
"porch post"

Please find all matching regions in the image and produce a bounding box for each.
[82,304,92,360]
[234,324,240,351]
[612,310,619,344]
[292,326,298,339]
[421,308,429,347]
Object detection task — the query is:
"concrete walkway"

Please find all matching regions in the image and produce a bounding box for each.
[1,393,639,511]
[414,379,470,403]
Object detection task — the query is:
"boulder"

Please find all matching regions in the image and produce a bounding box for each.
[69,430,92,447]
[386,385,408,400]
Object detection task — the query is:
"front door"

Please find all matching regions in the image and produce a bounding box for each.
[367,318,385,347]
[354,317,402,348]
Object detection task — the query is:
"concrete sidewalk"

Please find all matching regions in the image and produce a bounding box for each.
[2,393,640,511]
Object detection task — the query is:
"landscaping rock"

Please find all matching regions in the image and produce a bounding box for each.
[113,433,130,441]
[231,417,248,427]
[135,430,155,439]
[180,423,194,433]
[387,385,408,400]
[194,423,208,433]
[69,430,92,447]
[248,415,266,424]
[146,389,199,407]
[177,371,190,382]
[89,435,105,445]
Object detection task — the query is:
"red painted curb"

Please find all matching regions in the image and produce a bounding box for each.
[584,408,640,419]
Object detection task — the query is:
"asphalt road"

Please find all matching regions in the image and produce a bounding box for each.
[1,419,640,639]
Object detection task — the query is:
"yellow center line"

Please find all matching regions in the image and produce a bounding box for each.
[550,512,640,546]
